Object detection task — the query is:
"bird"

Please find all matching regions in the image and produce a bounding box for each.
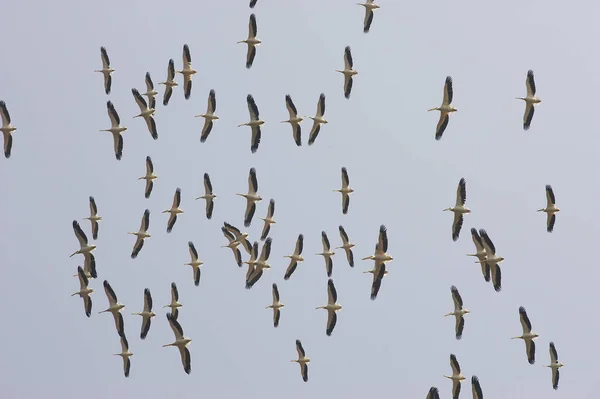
[221,226,243,267]
[195,173,216,219]
[283,234,305,280]
[512,306,539,365]
[70,220,97,258]
[259,199,276,240]
[95,47,114,95]
[114,335,133,378]
[538,184,560,233]
[139,156,157,199]
[336,46,358,99]
[246,237,273,289]
[426,387,440,399]
[428,76,457,140]
[444,285,470,340]
[142,72,158,109]
[249,0,257,7]
[163,188,183,233]
[444,178,470,241]
[131,288,155,340]
[546,342,564,390]
[238,94,264,153]
[244,242,260,287]
[291,339,310,382]
[266,283,284,328]
[307,93,328,145]
[72,266,93,317]
[316,279,342,336]
[176,44,196,100]
[362,224,393,263]
[317,231,335,277]
[223,222,253,254]
[444,354,465,399]
[369,259,387,300]
[238,14,261,69]
[467,228,490,282]
[195,89,219,142]
[336,225,355,267]
[84,196,102,240]
[0,101,17,159]
[132,88,158,140]
[471,376,484,399]
[237,167,262,227]
[129,209,151,259]
[334,167,354,214]
[477,229,503,292]
[99,101,127,160]
[160,59,178,106]
[72,251,97,280]
[281,94,303,146]
[163,313,192,374]
[99,280,125,337]
[185,241,203,286]
[516,69,541,130]
[357,0,380,33]
[164,282,183,320]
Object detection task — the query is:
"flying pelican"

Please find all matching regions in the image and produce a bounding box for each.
[95,47,114,95]
[163,188,183,233]
[266,283,284,328]
[426,387,440,399]
[84,196,102,240]
[139,156,157,199]
[195,173,216,219]
[316,279,342,336]
[284,234,305,280]
[512,306,539,365]
[336,225,355,267]
[72,252,97,280]
[334,167,354,214]
[131,288,155,340]
[142,72,158,109]
[538,184,560,233]
[281,94,303,146]
[291,339,310,382]
[164,282,183,320]
[428,76,457,140]
[114,335,133,377]
[317,231,335,277]
[444,354,465,399]
[72,266,93,317]
[478,229,503,292]
[99,280,125,337]
[70,220,96,258]
[307,93,328,146]
[238,14,261,69]
[221,226,243,267]
[369,260,387,300]
[237,167,262,227]
[362,224,393,263]
[176,44,196,100]
[517,69,541,130]
[249,0,257,7]
[244,242,259,287]
[238,94,264,153]
[160,59,178,106]
[467,228,490,282]
[246,237,273,289]
[444,285,470,340]
[259,199,276,240]
[186,241,203,286]
[100,101,127,160]
[163,313,192,374]
[471,376,483,399]
[132,88,158,140]
[223,222,253,254]
[129,209,151,259]
[336,46,358,99]
[363,245,388,275]
[546,342,564,390]
[0,100,17,159]
[195,89,219,143]
[444,178,470,241]
[357,1,380,33]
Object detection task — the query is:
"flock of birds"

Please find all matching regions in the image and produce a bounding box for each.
[0,1,568,397]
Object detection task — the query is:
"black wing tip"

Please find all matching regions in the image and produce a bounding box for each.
[519,305,526,313]
[446,75,453,83]
[527,69,534,76]
[345,45,351,52]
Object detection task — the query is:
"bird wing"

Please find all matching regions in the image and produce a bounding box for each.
[339,225,350,244]
[188,241,199,262]
[321,231,331,251]
[144,288,153,312]
[244,199,257,228]
[132,88,148,112]
[222,226,236,243]
[327,278,337,304]
[77,266,89,291]
[342,193,350,215]
[326,310,338,336]
[112,132,123,161]
[248,167,259,194]
[526,69,536,97]
[73,220,89,246]
[145,156,154,174]
[552,367,559,390]
[450,353,461,374]
[167,312,184,339]
[450,285,463,310]
[131,236,145,259]
[272,283,280,302]
[317,93,326,117]
[370,263,385,300]
[247,94,260,120]
[285,94,298,118]
[246,45,257,69]
[547,213,556,233]
[141,209,150,232]
[103,280,118,305]
[273,308,281,328]
[523,102,535,130]
[443,76,454,105]
[89,196,98,217]
[246,266,264,289]
[435,113,449,141]
[307,120,321,146]
[491,263,502,292]
[452,381,461,399]
[344,75,354,99]
[260,237,272,261]
[249,13,258,39]
[260,221,271,241]
[481,261,490,282]
[250,126,262,153]
[378,224,388,253]
[519,306,532,333]
[526,339,536,365]
[426,387,440,399]
[545,185,556,207]
[341,167,350,189]
[100,46,110,69]
[344,46,353,69]
[471,376,483,399]
[83,252,97,279]
[145,71,154,91]
[301,363,309,382]
[293,123,301,145]
[451,213,463,242]
[207,89,216,114]
[183,44,192,65]
[107,101,121,127]
[201,173,213,196]
[200,119,213,143]
[167,58,176,81]
[326,257,333,277]
[456,178,466,206]
[83,293,93,317]
[184,79,192,100]
[194,266,201,286]
[295,339,306,358]
[144,115,158,140]
[113,312,125,337]
[549,342,558,363]
[345,248,355,267]
[232,247,242,267]
[0,101,11,125]
[179,346,192,374]
[284,259,298,280]
[163,84,173,106]
[250,0,257,8]
[144,180,154,199]
[478,229,496,255]
[120,335,129,352]
[266,198,275,218]
[171,282,179,302]
[172,188,182,208]
[363,9,374,33]
[455,316,465,340]
[295,234,304,255]
[470,228,485,253]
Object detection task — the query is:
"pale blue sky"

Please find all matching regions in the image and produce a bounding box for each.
[0,1,599,398]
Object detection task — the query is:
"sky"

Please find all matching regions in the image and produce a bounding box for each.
[0,0,599,398]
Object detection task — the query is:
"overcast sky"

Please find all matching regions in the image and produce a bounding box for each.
[0,1,598,398]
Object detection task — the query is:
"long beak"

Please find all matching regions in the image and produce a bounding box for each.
[427,108,437,112]
[69,252,78,257]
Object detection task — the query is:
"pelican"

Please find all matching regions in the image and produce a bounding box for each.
[223,222,253,254]
[444,285,470,340]
[259,199,275,240]
[0,100,17,159]
[307,93,328,146]
[538,184,560,233]
[284,234,305,280]
[316,279,342,336]
[512,306,539,365]
[114,335,133,377]
[334,167,353,214]
[164,282,183,320]
[317,231,335,277]
[142,72,158,109]
[100,101,127,160]
[546,342,564,390]
[467,228,490,282]
[362,224,393,263]
[517,69,541,130]
[266,283,284,328]
[336,225,355,267]
[163,313,192,374]
[357,0,380,33]
[160,59,178,106]
[244,242,259,287]
[95,46,114,95]
[363,245,388,276]
[246,237,272,289]
[478,229,503,292]
[281,94,303,146]
[73,252,97,280]
[72,266,93,317]
[249,0,257,7]
[237,167,262,227]
[238,94,264,153]
[185,241,203,286]
[132,88,158,140]
[444,178,470,241]
[99,280,125,337]
[221,226,243,267]
[238,14,261,69]
[163,187,183,233]
[336,46,357,99]
[176,44,196,100]
[195,89,219,143]
[139,156,157,199]
[291,339,310,382]
[131,288,155,340]
[70,220,96,258]
[426,387,440,399]
[444,354,465,399]
[195,173,216,219]
[129,209,151,259]
[428,76,457,140]
[83,196,102,241]
[471,376,483,399]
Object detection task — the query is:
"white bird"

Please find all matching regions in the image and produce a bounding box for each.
[221,226,243,267]
[443,354,465,399]
[70,220,97,258]
[538,184,560,233]
[99,280,125,337]
[291,339,310,382]
[316,279,342,336]
[195,89,219,143]
[84,196,102,240]
[142,72,158,109]
[163,313,192,374]
[546,342,564,390]
[259,199,276,240]
[163,187,183,233]
[131,288,155,340]
[129,209,151,259]
[0,100,17,159]
[336,225,355,267]
[237,167,262,227]
[444,177,470,241]
[238,14,261,69]
[160,59,178,106]
[72,253,97,280]
[516,69,541,130]
[512,306,539,365]
[266,283,284,328]
[336,46,358,99]
[467,228,490,282]
[246,237,272,289]
[471,376,484,399]
[195,173,216,219]
[95,46,114,95]
[444,285,470,340]
[477,229,503,292]
[364,242,388,301]
[185,241,203,286]
[176,44,196,100]
[139,156,157,199]
[238,94,264,153]
[357,0,380,33]
[281,94,303,146]
[317,231,335,277]
[223,222,253,255]
[72,266,93,317]
[284,234,305,280]
[426,387,440,399]
[307,93,328,145]
[334,167,354,214]
[244,241,260,287]
[100,101,127,160]
[362,224,393,263]
[113,335,133,378]
[428,76,457,140]
[164,282,183,320]
[132,88,158,140]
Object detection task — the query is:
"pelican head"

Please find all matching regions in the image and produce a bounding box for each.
[443,207,453,211]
